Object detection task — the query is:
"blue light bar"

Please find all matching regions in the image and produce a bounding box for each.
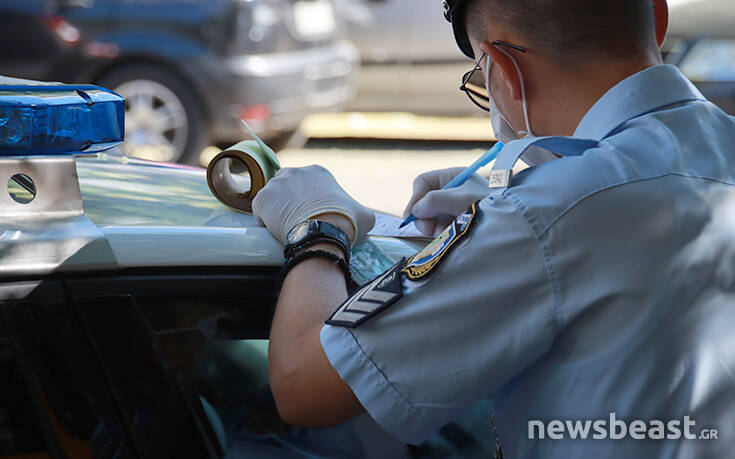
[0,82,124,155]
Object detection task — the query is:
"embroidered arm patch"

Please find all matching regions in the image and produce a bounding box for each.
[402,201,479,281]
[326,258,406,328]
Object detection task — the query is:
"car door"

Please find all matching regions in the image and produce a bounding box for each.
[0,0,117,83]
[0,0,61,79]
[339,0,409,63]
[408,0,465,63]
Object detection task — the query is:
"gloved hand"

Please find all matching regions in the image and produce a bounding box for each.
[252,165,375,245]
[403,167,491,237]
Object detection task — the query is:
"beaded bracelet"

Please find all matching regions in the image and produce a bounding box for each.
[278,249,351,289]
[284,236,350,263]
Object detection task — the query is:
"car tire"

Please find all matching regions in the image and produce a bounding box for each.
[98,64,208,165]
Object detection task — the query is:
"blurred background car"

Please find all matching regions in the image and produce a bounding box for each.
[664,0,735,114]
[0,0,359,164]
[335,0,735,118]
[334,0,475,116]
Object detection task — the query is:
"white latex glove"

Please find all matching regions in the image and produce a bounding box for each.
[252,165,375,245]
[403,167,491,237]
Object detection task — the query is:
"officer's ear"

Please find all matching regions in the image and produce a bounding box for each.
[481,41,524,102]
[653,0,669,48]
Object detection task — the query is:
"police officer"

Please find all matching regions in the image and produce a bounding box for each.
[252,0,735,457]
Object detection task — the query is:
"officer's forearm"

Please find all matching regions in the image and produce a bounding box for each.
[268,241,363,426]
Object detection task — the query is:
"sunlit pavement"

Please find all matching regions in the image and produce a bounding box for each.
[277,140,492,217]
[300,112,492,142]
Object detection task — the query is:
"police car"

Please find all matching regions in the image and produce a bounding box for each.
[0,78,494,458]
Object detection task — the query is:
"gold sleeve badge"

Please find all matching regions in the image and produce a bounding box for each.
[402,201,479,281]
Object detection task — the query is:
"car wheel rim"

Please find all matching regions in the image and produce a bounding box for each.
[115,79,189,162]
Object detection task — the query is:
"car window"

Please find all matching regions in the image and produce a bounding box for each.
[137,275,495,457]
[4,290,137,458]
[0,309,51,458]
[137,295,495,458]
[139,296,384,458]
[678,39,735,81]
[130,286,377,457]
[75,294,221,458]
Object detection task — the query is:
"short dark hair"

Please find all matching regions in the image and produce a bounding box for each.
[466,0,656,60]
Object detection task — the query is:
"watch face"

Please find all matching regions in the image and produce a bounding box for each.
[287,221,312,244]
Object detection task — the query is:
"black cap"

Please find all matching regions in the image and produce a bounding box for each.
[443,0,475,59]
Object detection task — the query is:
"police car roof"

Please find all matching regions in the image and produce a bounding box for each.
[0,78,421,278]
[0,153,284,276]
[76,154,285,270]
[4,155,422,277]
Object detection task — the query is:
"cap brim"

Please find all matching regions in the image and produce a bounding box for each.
[451,8,475,58]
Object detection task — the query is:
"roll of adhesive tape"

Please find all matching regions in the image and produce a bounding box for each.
[206,121,281,213]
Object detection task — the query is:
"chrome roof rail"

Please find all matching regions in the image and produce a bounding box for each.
[0,156,83,219]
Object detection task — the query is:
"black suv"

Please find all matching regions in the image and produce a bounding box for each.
[0,0,358,163]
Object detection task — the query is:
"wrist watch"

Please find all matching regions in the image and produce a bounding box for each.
[284,219,351,261]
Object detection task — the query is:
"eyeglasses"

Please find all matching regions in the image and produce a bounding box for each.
[459,40,527,112]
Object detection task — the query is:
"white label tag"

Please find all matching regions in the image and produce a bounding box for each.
[488,170,512,188]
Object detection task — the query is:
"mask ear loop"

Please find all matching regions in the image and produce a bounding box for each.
[493,43,534,137]
[485,56,508,124]
[485,55,492,106]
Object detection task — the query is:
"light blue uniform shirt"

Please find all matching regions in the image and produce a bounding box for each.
[321,65,735,458]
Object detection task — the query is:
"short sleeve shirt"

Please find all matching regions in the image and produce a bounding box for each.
[321,65,735,458]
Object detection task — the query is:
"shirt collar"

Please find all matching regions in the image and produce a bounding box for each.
[574,64,706,141]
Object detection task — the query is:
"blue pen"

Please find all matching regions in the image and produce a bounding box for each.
[399,141,505,229]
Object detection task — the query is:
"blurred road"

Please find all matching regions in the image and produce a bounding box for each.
[276,139,494,217]
[300,112,493,142]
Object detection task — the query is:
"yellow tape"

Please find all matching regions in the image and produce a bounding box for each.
[206,121,281,213]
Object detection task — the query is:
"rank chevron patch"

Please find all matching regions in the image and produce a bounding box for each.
[326,259,406,328]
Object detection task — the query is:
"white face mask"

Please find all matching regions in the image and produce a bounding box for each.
[485,57,517,144]
[485,46,561,166]
[484,46,534,143]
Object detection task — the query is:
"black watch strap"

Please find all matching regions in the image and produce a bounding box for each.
[284,220,351,261]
